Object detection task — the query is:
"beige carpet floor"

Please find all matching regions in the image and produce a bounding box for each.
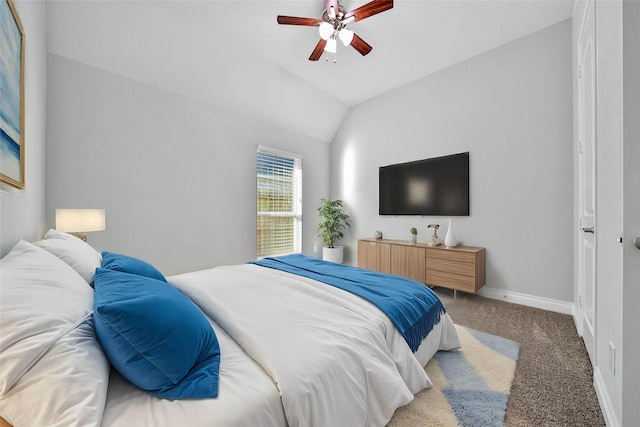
[387,288,606,426]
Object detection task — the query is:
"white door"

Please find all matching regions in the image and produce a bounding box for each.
[577,0,597,365]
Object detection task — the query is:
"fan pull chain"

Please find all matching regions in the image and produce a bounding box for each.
[325,52,337,64]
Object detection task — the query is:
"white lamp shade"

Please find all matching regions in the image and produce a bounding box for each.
[338,29,354,46]
[319,22,333,41]
[56,209,106,233]
[324,37,337,53]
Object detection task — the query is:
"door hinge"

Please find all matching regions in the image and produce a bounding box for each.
[577,66,583,78]
[579,294,583,308]
[578,140,583,154]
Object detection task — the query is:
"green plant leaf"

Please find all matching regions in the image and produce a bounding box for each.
[317,199,351,248]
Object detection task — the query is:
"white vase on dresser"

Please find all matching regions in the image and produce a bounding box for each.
[444,219,458,247]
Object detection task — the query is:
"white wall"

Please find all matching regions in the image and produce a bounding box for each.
[0,0,47,256]
[44,0,348,143]
[330,20,574,306]
[45,54,330,275]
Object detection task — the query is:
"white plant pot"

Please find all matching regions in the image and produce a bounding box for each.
[322,246,344,264]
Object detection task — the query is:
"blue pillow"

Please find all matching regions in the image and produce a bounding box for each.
[93,268,220,399]
[101,251,167,282]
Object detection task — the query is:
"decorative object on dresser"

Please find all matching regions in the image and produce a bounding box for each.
[427,224,441,246]
[358,238,486,297]
[374,230,383,239]
[317,198,351,264]
[410,227,417,244]
[444,218,457,247]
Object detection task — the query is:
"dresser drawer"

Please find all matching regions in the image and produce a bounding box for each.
[427,257,475,277]
[426,249,475,263]
[426,270,476,291]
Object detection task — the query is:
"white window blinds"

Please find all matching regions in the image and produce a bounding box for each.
[257,146,302,258]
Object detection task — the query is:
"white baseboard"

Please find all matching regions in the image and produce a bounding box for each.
[477,287,574,315]
[593,367,620,427]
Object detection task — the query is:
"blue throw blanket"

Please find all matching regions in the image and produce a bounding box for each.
[250,254,445,352]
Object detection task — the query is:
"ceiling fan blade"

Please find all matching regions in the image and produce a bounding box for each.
[350,33,373,56]
[325,0,339,18]
[277,16,322,26]
[344,0,393,23]
[309,39,327,61]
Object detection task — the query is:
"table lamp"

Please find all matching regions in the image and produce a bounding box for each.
[55,209,106,241]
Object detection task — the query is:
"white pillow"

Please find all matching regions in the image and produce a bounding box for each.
[0,241,109,426]
[34,229,102,284]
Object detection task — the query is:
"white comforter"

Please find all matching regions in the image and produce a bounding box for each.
[170,264,459,427]
[101,318,287,427]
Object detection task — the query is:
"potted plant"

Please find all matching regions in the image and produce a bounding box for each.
[410,227,418,244]
[318,199,351,264]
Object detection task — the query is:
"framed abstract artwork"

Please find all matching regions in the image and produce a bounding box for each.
[0,0,25,189]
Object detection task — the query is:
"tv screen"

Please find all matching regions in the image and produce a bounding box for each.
[379,152,470,216]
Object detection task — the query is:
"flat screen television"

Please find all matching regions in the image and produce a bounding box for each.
[379,152,470,216]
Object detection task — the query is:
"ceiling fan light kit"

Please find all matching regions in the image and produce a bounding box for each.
[319,22,334,40]
[338,28,354,46]
[276,0,394,62]
[325,37,337,54]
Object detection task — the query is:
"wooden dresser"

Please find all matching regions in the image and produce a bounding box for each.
[357,239,486,295]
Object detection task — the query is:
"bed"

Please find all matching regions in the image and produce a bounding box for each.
[0,230,460,427]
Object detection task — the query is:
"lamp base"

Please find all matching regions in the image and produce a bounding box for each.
[71,232,88,242]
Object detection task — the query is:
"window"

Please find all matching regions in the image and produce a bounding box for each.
[257,146,302,258]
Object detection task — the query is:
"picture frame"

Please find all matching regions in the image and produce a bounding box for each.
[0,0,25,189]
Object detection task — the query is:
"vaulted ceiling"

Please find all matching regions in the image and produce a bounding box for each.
[45,0,575,142]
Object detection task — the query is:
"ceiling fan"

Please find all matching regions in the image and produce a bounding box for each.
[277,0,394,62]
